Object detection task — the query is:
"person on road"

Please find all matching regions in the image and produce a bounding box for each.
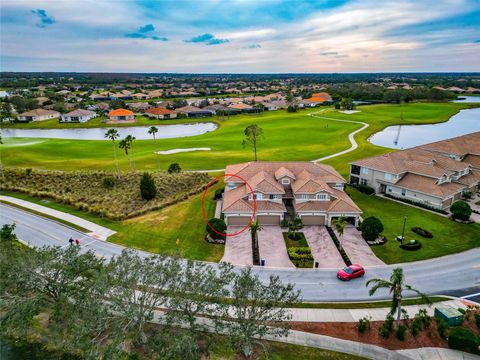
[75,239,80,245]
[69,238,74,245]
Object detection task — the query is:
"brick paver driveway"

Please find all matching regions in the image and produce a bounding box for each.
[303,226,345,268]
[221,227,252,266]
[337,226,385,266]
[258,227,295,268]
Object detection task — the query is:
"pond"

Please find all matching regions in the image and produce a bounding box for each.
[1,122,218,140]
[451,95,480,103]
[369,107,480,150]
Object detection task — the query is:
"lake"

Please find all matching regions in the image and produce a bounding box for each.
[451,95,480,103]
[369,107,480,150]
[1,122,218,140]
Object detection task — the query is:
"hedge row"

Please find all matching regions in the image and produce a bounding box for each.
[287,247,314,261]
[384,194,448,214]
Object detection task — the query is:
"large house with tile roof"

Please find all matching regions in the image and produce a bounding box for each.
[222,162,362,226]
[349,132,480,210]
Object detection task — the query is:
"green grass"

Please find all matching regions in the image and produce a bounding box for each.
[349,188,480,264]
[1,185,224,262]
[3,102,475,174]
[210,337,368,360]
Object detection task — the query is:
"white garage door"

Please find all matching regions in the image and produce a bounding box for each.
[301,215,326,225]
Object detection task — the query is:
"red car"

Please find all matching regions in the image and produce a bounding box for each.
[337,264,365,281]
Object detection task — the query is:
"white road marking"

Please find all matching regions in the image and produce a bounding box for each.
[461,292,480,299]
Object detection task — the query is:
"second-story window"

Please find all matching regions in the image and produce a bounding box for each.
[281,178,290,185]
[316,193,328,200]
[384,173,392,181]
[361,167,369,175]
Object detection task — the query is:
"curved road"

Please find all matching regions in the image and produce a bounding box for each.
[1,203,479,302]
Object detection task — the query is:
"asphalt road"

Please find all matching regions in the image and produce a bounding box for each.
[2,203,479,302]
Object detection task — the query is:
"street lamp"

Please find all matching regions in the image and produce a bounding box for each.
[400,215,407,244]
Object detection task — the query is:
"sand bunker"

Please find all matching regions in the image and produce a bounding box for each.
[338,110,360,114]
[155,147,211,155]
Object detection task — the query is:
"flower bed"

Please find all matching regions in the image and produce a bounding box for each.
[411,227,433,238]
[1,168,212,220]
[400,239,422,251]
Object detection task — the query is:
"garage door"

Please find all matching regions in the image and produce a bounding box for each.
[257,215,281,225]
[301,215,325,225]
[227,216,251,226]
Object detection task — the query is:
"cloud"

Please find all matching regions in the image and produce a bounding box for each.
[31,9,55,28]
[125,33,148,39]
[244,43,261,48]
[184,33,229,45]
[138,23,155,33]
[151,36,168,41]
[320,51,338,56]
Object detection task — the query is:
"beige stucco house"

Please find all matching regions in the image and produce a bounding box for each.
[17,108,60,122]
[223,162,362,226]
[349,132,480,210]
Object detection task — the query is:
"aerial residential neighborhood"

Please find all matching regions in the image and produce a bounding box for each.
[1,1,480,360]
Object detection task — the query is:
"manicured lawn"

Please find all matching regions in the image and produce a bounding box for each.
[3,102,474,174]
[349,188,480,264]
[2,184,224,262]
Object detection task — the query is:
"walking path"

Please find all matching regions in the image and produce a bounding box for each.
[287,299,467,323]
[0,195,116,241]
[308,110,369,162]
[214,199,222,218]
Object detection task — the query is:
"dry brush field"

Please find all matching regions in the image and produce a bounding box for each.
[1,168,212,220]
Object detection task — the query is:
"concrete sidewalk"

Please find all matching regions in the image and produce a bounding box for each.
[0,195,116,241]
[287,299,468,322]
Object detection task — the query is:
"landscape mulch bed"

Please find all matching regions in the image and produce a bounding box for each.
[290,311,480,351]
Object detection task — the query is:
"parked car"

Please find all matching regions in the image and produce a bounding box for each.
[337,264,365,281]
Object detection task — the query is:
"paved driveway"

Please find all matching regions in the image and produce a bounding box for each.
[337,226,385,266]
[221,227,252,266]
[303,226,345,268]
[258,227,295,268]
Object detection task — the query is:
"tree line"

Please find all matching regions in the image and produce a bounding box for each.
[0,225,299,360]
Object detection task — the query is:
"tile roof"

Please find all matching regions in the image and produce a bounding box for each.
[19,108,60,117]
[275,166,296,180]
[145,108,177,115]
[395,173,465,198]
[62,109,96,117]
[108,108,133,116]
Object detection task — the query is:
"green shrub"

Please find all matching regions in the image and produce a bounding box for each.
[287,247,313,261]
[414,309,431,330]
[103,176,115,189]
[206,218,226,240]
[25,168,32,176]
[448,327,480,355]
[357,316,371,333]
[450,201,472,221]
[384,193,448,214]
[436,318,449,340]
[400,239,422,251]
[395,324,407,341]
[361,216,384,241]
[213,187,224,200]
[379,314,394,338]
[168,163,181,174]
[411,320,421,337]
[0,224,17,242]
[474,313,480,329]
[357,184,375,195]
[140,172,157,200]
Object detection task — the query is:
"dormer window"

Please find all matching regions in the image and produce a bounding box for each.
[316,193,329,201]
[281,178,290,185]
[252,193,263,200]
[300,194,308,200]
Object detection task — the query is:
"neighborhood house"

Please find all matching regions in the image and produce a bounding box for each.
[17,108,60,122]
[145,108,178,119]
[349,132,480,209]
[61,109,97,123]
[108,108,135,122]
[222,161,362,226]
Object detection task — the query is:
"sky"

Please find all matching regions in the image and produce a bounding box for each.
[1,0,479,73]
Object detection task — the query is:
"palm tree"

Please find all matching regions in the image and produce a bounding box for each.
[125,135,136,171]
[104,129,120,177]
[332,217,348,251]
[118,137,132,171]
[249,220,262,251]
[148,126,160,170]
[366,268,430,326]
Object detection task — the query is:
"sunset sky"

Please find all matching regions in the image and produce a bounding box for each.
[1,0,479,73]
